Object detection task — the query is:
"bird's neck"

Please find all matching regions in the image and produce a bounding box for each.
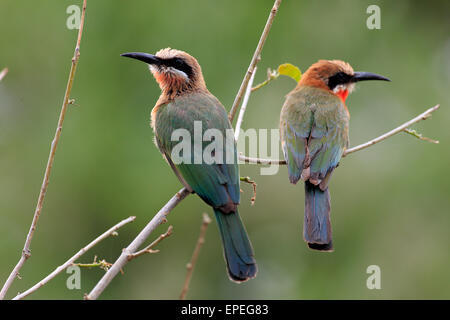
[151,84,209,132]
[153,70,207,101]
[297,82,350,104]
[334,89,349,103]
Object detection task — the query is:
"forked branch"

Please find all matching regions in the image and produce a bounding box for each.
[127,225,174,260]
[12,216,135,300]
[0,0,88,299]
[228,0,282,122]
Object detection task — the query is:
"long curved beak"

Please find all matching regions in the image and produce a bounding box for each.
[352,71,391,82]
[120,52,161,65]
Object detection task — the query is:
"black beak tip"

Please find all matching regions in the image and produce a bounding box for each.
[353,71,392,83]
[377,75,392,82]
[119,52,160,65]
[120,52,134,58]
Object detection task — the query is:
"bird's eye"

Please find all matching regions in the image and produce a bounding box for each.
[167,57,193,78]
[328,72,352,90]
[173,58,184,69]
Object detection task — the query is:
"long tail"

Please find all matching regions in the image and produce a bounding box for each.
[304,181,333,251]
[214,208,257,282]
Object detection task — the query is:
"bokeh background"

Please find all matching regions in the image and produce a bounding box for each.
[0,0,449,299]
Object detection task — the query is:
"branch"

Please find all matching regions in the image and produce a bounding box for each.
[239,104,440,164]
[0,67,8,82]
[239,154,287,165]
[0,0,88,300]
[228,0,282,122]
[85,0,282,300]
[85,188,190,300]
[234,67,257,139]
[179,213,212,300]
[127,225,173,260]
[12,216,135,300]
[342,104,440,156]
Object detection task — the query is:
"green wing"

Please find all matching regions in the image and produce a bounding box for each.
[280,86,349,185]
[154,91,240,209]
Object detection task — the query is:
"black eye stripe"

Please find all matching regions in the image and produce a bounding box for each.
[328,72,353,90]
[163,58,193,78]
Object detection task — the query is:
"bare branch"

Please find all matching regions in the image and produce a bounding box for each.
[0,0,88,300]
[228,0,282,122]
[235,67,257,139]
[85,188,190,300]
[239,153,287,165]
[12,216,135,300]
[0,68,8,82]
[343,104,440,156]
[179,213,212,300]
[127,225,174,260]
[239,104,440,164]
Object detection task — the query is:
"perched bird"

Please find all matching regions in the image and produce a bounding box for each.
[121,48,257,282]
[280,60,390,251]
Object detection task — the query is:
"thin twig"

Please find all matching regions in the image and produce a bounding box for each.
[238,104,440,164]
[0,0,88,300]
[85,188,190,300]
[0,68,8,82]
[235,67,257,139]
[228,0,282,122]
[12,216,135,300]
[179,213,212,300]
[85,0,282,300]
[127,225,173,260]
[402,128,439,144]
[73,256,113,271]
[251,68,279,92]
[240,176,257,205]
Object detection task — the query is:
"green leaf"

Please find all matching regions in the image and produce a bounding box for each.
[277,63,302,82]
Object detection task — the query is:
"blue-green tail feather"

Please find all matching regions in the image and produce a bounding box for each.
[304,181,333,251]
[214,208,257,282]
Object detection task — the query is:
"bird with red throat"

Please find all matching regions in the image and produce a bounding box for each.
[121,48,257,282]
[280,60,390,251]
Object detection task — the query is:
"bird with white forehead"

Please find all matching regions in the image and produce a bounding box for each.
[280,59,390,252]
[121,48,257,282]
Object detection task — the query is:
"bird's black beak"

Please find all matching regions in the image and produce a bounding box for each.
[120,52,161,66]
[352,71,391,82]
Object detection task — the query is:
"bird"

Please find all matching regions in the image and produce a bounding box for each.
[279,60,390,251]
[121,48,257,282]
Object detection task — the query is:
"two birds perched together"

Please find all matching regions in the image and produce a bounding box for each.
[121,48,390,282]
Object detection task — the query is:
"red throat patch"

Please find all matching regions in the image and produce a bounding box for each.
[335,89,349,103]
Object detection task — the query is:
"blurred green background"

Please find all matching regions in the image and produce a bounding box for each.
[1,0,449,300]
